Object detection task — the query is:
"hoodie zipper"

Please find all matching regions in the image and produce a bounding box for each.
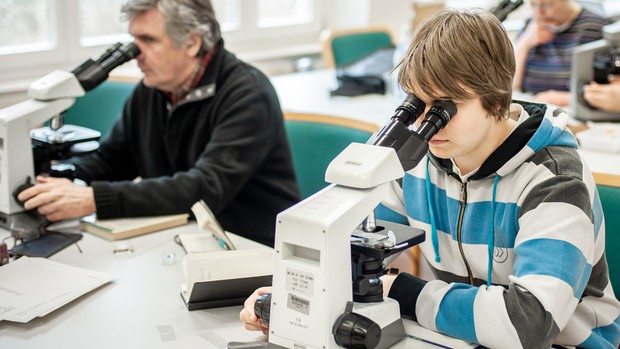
[457,181,474,285]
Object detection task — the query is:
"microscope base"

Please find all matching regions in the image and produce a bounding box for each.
[0,210,48,241]
[350,298,406,349]
[230,299,406,349]
[375,318,406,349]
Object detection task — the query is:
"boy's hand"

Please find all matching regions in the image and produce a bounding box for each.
[240,286,272,335]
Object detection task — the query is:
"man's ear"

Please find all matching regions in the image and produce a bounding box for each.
[186,33,202,57]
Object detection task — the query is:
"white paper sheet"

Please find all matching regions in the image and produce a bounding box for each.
[0,257,113,323]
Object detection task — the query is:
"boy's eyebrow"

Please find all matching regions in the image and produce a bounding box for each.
[423,95,452,102]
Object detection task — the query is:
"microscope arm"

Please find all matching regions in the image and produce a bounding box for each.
[0,90,81,215]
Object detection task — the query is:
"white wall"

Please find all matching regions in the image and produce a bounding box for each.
[322,0,418,40]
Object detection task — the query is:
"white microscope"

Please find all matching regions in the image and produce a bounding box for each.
[241,95,456,349]
[0,42,139,241]
[571,20,620,122]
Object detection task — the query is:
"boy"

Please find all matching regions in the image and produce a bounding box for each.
[242,9,620,347]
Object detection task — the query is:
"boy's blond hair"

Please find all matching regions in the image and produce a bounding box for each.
[398,9,515,120]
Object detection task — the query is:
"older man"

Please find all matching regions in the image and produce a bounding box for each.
[18,0,300,246]
[512,0,612,106]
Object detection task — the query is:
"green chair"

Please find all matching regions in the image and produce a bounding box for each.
[63,80,137,139]
[596,177,620,296]
[321,26,394,68]
[283,112,379,199]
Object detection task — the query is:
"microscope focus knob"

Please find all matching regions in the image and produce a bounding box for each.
[12,177,34,207]
[254,292,272,325]
[333,301,381,349]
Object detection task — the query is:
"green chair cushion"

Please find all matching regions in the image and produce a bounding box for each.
[285,120,373,199]
[598,184,620,296]
[63,81,136,138]
[331,32,393,67]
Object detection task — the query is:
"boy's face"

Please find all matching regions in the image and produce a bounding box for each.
[413,90,501,173]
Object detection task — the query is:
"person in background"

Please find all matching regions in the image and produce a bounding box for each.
[241,9,620,348]
[18,0,300,246]
[512,0,611,107]
[583,77,620,112]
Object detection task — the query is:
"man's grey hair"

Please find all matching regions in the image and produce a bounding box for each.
[121,0,222,56]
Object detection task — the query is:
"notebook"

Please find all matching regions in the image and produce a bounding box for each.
[80,213,189,241]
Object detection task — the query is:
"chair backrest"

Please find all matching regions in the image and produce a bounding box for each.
[321,26,394,68]
[63,80,137,138]
[596,174,620,296]
[284,112,379,199]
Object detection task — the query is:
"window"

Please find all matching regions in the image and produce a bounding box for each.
[212,0,322,59]
[0,0,53,55]
[0,0,323,87]
[78,0,128,46]
[257,0,314,28]
[213,0,241,31]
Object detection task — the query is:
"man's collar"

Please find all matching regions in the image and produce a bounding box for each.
[165,42,221,106]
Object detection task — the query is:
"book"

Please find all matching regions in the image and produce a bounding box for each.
[80,213,189,241]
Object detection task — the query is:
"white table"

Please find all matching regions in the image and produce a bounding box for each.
[272,69,402,126]
[0,222,266,349]
[0,222,467,349]
[579,148,620,186]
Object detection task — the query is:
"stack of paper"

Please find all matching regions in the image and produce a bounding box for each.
[0,257,113,323]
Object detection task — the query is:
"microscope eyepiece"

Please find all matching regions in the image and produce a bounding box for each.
[491,0,524,22]
[428,99,456,126]
[371,96,457,171]
[416,99,457,142]
[393,94,426,126]
[71,42,141,91]
[99,42,140,73]
[94,43,124,65]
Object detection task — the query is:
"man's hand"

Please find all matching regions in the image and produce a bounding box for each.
[533,89,570,107]
[519,20,556,49]
[240,286,272,335]
[17,175,96,221]
[583,80,620,112]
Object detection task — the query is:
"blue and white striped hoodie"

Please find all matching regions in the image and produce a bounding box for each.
[380,101,620,348]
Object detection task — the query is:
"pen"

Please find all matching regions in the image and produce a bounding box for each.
[215,236,231,250]
[405,334,454,349]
